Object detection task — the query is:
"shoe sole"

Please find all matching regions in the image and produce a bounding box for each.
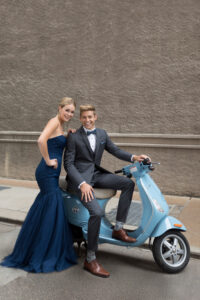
[112,235,137,243]
[83,266,110,278]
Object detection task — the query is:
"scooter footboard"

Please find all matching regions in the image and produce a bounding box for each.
[151,216,186,237]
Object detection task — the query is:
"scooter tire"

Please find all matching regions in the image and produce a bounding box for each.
[152,229,190,273]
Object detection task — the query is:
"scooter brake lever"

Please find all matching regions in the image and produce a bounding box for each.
[149,166,155,171]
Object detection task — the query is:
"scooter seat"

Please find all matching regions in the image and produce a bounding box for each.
[59,176,116,199]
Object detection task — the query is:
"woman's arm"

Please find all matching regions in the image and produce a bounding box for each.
[37,118,59,168]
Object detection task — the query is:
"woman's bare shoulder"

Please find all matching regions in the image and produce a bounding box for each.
[46,116,59,126]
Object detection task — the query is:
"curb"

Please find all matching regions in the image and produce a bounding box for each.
[0,216,23,226]
[1,217,200,260]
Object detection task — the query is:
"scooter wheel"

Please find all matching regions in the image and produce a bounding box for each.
[152,230,190,273]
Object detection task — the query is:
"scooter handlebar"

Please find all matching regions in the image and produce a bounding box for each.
[114,159,159,175]
[142,158,151,165]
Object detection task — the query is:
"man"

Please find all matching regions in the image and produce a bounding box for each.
[64,105,150,278]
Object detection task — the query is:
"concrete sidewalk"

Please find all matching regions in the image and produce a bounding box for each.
[0,177,199,259]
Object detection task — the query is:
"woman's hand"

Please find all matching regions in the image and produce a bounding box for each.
[67,128,76,135]
[47,159,58,169]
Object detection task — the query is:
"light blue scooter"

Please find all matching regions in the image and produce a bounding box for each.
[61,159,190,273]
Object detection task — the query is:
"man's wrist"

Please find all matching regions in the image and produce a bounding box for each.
[131,155,136,162]
[78,181,86,189]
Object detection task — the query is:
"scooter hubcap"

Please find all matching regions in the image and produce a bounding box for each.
[160,234,187,268]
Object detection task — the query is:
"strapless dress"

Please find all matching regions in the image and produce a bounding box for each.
[0,135,77,273]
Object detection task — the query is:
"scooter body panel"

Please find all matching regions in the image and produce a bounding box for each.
[62,191,150,246]
[62,191,89,228]
[62,191,110,227]
[150,215,186,237]
[62,161,187,249]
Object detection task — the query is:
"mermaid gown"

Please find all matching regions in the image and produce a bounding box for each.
[0,135,77,273]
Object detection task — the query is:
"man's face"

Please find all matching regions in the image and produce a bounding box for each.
[80,110,97,130]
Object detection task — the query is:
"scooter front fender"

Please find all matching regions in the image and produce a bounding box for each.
[151,216,186,237]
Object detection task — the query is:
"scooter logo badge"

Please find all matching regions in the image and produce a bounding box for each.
[130,166,137,173]
[152,199,164,212]
[72,207,79,214]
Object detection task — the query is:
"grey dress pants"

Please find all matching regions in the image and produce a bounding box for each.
[75,170,135,252]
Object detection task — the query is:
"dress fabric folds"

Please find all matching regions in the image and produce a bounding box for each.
[0,135,77,273]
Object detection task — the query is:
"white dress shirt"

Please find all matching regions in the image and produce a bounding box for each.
[78,127,97,189]
[83,127,96,152]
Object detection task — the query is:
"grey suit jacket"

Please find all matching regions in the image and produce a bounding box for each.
[63,126,133,190]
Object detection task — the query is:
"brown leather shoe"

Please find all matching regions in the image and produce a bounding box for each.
[112,229,137,243]
[84,259,110,278]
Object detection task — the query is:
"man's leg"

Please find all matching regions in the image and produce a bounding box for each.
[76,189,104,253]
[76,189,110,278]
[93,172,135,223]
[93,172,136,242]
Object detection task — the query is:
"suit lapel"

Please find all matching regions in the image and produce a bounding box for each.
[80,126,94,156]
[94,128,101,161]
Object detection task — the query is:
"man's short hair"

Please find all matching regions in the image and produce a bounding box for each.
[80,104,96,116]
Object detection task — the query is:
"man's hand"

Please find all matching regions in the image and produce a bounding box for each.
[133,154,151,163]
[80,183,94,203]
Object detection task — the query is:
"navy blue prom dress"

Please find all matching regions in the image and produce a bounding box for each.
[1,135,77,273]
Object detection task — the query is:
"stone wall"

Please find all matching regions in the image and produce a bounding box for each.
[0,131,199,197]
[0,0,200,196]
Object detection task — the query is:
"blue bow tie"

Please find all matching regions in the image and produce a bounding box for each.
[86,129,96,136]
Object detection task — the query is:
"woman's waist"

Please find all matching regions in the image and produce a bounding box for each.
[40,155,62,163]
[36,159,61,175]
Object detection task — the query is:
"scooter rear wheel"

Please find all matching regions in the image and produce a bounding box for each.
[152,230,190,273]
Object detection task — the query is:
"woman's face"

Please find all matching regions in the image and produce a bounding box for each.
[59,104,75,122]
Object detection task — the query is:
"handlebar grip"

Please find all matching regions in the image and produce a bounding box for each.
[142,158,151,165]
[114,169,123,174]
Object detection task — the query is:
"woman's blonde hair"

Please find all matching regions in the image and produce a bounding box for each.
[59,97,76,108]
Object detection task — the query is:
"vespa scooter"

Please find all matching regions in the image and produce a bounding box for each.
[60,159,190,273]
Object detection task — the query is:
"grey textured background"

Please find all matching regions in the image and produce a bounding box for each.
[0,0,199,133]
[0,0,200,196]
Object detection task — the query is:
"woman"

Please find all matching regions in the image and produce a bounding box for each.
[1,97,77,273]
